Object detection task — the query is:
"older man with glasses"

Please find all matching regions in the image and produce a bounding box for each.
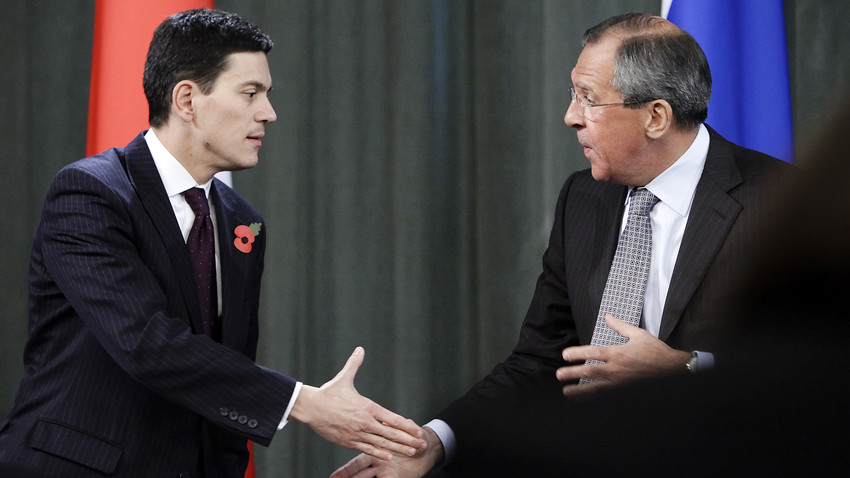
[333,12,794,478]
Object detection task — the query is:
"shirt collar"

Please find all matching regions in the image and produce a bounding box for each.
[643,123,710,217]
[144,129,212,198]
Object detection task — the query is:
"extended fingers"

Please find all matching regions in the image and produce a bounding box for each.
[353,438,395,462]
[363,416,426,456]
[372,404,427,449]
[562,378,608,398]
[331,453,402,478]
[330,454,376,478]
[556,359,607,382]
[336,419,421,459]
[562,344,607,362]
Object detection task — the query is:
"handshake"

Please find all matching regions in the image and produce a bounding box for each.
[292,346,441,478]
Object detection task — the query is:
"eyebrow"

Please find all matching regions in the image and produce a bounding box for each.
[573,83,593,94]
[241,81,272,92]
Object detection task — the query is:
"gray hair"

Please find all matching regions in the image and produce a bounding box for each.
[583,13,711,130]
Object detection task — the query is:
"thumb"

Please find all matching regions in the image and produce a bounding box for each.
[604,313,635,337]
[331,346,365,387]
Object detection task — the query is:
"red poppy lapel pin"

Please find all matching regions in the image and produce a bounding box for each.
[234,222,262,253]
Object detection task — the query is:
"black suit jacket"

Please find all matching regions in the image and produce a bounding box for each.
[436,126,794,475]
[0,133,296,477]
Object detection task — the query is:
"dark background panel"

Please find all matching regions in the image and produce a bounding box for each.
[1,1,847,475]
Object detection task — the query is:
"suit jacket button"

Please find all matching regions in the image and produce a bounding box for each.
[229,411,239,421]
[219,407,230,416]
[248,419,258,429]
[238,415,248,424]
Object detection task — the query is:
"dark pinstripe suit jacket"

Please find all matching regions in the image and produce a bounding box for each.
[0,133,296,477]
[436,126,794,474]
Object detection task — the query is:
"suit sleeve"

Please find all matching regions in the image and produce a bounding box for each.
[39,164,294,446]
[436,174,581,455]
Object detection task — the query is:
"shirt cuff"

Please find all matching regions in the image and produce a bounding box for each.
[277,381,303,430]
[693,350,715,372]
[424,418,456,466]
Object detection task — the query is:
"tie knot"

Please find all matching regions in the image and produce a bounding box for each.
[183,188,210,217]
[628,188,659,217]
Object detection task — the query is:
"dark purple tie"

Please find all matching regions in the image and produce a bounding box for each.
[183,188,217,337]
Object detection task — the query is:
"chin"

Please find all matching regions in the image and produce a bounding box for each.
[589,166,611,183]
[232,156,260,171]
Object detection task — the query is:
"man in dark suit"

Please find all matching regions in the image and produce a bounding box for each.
[0,9,425,478]
[332,13,793,477]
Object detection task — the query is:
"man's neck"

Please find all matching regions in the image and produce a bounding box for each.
[150,125,214,184]
[635,126,701,186]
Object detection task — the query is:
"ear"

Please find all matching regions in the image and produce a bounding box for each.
[171,80,198,124]
[644,99,673,139]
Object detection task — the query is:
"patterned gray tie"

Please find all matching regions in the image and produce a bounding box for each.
[580,187,659,385]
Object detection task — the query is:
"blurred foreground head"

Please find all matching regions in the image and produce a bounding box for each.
[732,98,850,350]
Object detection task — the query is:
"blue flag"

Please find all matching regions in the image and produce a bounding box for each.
[665,0,794,163]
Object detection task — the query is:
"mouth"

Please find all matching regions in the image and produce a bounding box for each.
[246,133,264,147]
[576,134,592,155]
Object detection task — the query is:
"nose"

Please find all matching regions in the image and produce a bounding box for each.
[564,98,583,128]
[258,96,277,124]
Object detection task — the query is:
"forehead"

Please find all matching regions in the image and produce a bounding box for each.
[215,51,272,88]
[570,36,620,93]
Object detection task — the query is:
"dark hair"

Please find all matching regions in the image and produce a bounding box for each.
[583,13,711,130]
[143,8,273,128]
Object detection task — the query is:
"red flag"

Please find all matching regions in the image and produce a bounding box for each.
[86,2,256,477]
[86,0,213,156]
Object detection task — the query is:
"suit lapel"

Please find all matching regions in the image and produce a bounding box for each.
[588,186,629,323]
[570,177,627,345]
[122,133,204,334]
[658,128,743,340]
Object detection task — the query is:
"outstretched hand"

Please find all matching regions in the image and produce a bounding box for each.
[290,347,427,461]
[330,426,444,478]
[330,453,425,478]
[556,314,691,397]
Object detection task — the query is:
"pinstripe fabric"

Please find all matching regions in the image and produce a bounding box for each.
[0,133,295,477]
[436,126,796,471]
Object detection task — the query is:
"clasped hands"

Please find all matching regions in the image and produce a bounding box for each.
[289,346,427,461]
[330,315,692,478]
[557,314,692,397]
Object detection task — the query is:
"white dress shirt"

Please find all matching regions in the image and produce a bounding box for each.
[144,129,300,430]
[428,124,714,464]
[637,123,709,336]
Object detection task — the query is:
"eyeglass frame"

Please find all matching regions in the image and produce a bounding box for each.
[569,86,653,113]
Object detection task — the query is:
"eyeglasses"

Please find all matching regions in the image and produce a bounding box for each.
[569,86,650,119]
